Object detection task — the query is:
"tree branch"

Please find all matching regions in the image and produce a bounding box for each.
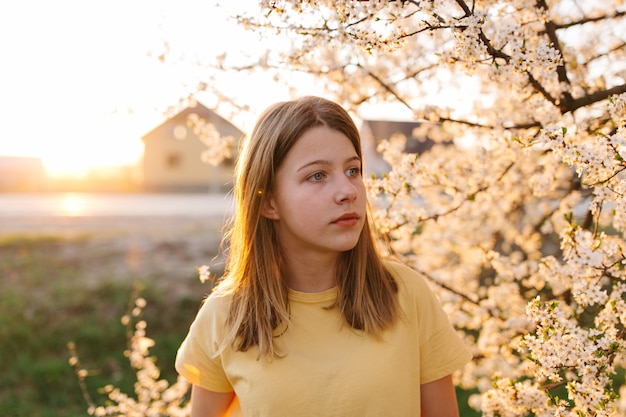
[552,9,626,30]
[359,65,416,112]
[562,83,626,114]
[536,0,574,106]
[454,0,511,62]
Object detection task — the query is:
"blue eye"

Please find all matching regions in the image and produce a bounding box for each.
[346,167,361,177]
[309,172,325,181]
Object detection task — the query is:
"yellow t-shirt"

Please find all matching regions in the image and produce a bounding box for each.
[176,261,472,416]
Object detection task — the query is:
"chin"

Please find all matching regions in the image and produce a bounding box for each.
[335,240,360,253]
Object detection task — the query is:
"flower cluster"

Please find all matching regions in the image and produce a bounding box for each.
[520,297,620,415]
[69,295,190,416]
[197,264,211,284]
[186,113,234,167]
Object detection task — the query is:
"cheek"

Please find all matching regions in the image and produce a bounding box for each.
[356,182,367,199]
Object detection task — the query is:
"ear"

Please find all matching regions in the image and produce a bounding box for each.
[261,197,280,220]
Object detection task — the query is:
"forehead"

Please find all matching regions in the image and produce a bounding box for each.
[286,126,357,160]
[281,126,358,166]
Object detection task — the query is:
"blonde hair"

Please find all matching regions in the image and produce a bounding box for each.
[215,96,398,358]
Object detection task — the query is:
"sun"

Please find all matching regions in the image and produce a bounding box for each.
[60,193,88,216]
[43,151,138,178]
[38,109,159,178]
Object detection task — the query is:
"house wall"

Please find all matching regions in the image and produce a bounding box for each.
[360,120,449,177]
[141,105,242,193]
[359,122,388,176]
[0,156,46,191]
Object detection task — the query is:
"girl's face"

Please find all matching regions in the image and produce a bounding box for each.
[263,126,366,259]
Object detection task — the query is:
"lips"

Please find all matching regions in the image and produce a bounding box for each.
[332,212,360,226]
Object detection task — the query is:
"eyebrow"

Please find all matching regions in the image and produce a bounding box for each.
[296,156,361,172]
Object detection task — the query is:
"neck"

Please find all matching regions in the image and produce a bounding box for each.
[283,252,339,293]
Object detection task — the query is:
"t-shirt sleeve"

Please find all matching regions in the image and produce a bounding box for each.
[418,314,472,383]
[387,261,472,384]
[175,293,234,393]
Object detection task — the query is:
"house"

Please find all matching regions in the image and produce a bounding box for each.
[360,119,451,176]
[0,156,46,191]
[141,103,244,192]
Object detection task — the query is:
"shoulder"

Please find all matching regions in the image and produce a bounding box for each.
[383,260,447,323]
[178,289,234,353]
[382,261,473,381]
[383,260,431,294]
[193,288,233,326]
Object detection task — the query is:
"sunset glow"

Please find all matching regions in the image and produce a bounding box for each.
[60,193,88,216]
[0,0,271,178]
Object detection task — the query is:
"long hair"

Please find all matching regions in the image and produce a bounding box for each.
[215,96,398,358]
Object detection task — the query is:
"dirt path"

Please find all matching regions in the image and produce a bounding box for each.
[0,215,228,299]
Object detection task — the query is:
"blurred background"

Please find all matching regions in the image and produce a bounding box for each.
[0,1,283,416]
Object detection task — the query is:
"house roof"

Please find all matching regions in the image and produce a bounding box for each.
[362,119,446,154]
[364,120,421,140]
[141,102,243,141]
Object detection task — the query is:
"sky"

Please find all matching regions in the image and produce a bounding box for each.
[0,0,301,177]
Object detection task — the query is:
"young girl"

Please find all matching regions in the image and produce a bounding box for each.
[176,96,472,417]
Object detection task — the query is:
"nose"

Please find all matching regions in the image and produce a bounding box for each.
[335,175,358,204]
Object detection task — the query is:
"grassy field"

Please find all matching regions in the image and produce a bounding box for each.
[0,217,218,417]
[0,221,479,416]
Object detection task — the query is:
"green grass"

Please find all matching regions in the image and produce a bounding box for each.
[0,233,204,417]
[0,232,480,416]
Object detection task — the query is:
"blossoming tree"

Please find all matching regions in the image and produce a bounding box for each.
[201,1,626,416]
